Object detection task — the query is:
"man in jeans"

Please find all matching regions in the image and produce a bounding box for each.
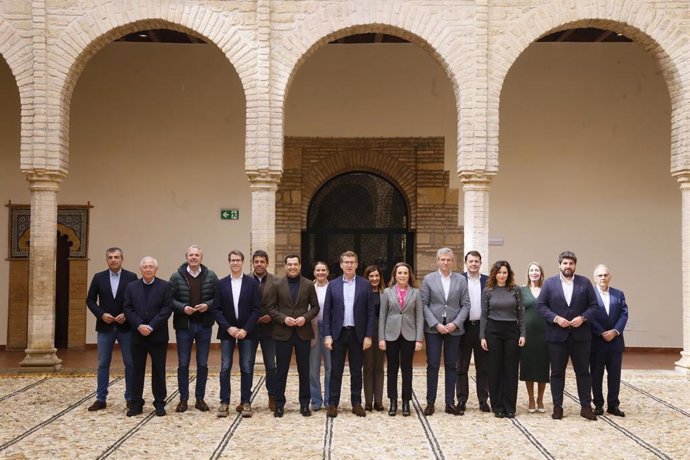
[86,247,138,411]
[170,244,218,412]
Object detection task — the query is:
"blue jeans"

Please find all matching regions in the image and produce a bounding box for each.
[425,332,461,405]
[309,321,331,409]
[96,326,134,402]
[220,338,258,404]
[176,322,212,401]
[258,330,277,397]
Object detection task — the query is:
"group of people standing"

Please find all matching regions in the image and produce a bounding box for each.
[86,245,628,421]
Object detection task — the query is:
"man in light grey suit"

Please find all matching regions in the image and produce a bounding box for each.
[421,248,471,416]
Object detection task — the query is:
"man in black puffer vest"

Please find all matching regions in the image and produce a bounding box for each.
[169,244,218,413]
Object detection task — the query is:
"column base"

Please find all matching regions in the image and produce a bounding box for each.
[674,350,690,370]
[19,348,63,372]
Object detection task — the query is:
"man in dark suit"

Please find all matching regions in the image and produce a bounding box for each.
[213,250,261,418]
[537,250,599,421]
[456,250,490,414]
[322,250,375,418]
[123,256,173,417]
[266,254,319,417]
[251,250,278,412]
[590,264,629,417]
[86,247,138,411]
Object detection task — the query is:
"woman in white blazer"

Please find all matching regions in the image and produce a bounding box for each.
[379,262,424,416]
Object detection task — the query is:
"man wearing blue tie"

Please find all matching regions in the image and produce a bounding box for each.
[590,264,629,417]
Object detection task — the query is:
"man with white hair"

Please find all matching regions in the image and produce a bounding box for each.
[590,264,629,417]
[124,256,173,417]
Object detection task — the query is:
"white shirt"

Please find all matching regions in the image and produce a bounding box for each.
[439,270,451,301]
[560,273,574,306]
[231,274,243,319]
[109,269,121,298]
[187,265,201,278]
[597,287,610,315]
[467,274,482,321]
[343,276,356,327]
[315,282,328,322]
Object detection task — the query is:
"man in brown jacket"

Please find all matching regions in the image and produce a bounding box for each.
[266,254,319,417]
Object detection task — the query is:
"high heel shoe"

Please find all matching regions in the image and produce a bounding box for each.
[402,401,411,416]
[388,400,397,416]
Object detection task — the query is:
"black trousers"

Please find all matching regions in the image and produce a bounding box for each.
[485,319,520,414]
[590,348,623,408]
[329,327,364,406]
[385,337,415,402]
[548,334,592,407]
[131,338,168,410]
[456,320,489,405]
[275,331,311,409]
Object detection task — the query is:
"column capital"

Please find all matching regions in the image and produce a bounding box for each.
[24,170,65,191]
[247,171,281,191]
[459,171,494,189]
[673,170,690,187]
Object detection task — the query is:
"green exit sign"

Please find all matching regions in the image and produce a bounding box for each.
[220,209,239,220]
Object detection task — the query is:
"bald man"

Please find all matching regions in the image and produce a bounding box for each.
[590,264,629,417]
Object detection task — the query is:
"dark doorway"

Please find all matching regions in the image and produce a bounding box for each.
[302,172,413,281]
[54,231,72,348]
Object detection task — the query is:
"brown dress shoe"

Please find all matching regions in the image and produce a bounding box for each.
[552,405,563,420]
[327,405,338,418]
[580,406,598,421]
[352,404,366,417]
[175,400,188,413]
[88,400,106,411]
[364,402,373,412]
[374,402,385,411]
[236,403,244,413]
[424,404,435,416]
[195,399,210,412]
[269,396,276,412]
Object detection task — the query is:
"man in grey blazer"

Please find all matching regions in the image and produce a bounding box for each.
[421,248,471,415]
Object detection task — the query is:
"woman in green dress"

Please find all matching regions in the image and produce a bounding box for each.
[519,262,549,413]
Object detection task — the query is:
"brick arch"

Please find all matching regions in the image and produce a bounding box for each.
[271,1,469,172]
[486,0,683,174]
[301,154,417,228]
[0,18,34,170]
[46,2,257,173]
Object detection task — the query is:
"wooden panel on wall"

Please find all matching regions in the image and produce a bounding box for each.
[7,260,29,351]
[68,259,87,349]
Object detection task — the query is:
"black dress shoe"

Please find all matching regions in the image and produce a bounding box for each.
[274,407,284,417]
[126,401,133,410]
[155,408,166,417]
[494,411,505,418]
[88,400,106,411]
[445,404,459,415]
[479,401,491,413]
[388,400,397,416]
[456,402,466,415]
[401,401,411,416]
[424,404,435,416]
[374,402,385,411]
[300,406,312,417]
[552,405,563,420]
[126,407,143,417]
[505,412,515,418]
[594,406,604,416]
[607,406,625,417]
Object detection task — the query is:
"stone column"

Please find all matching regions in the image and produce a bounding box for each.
[20,172,63,371]
[675,172,690,369]
[460,172,492,262]
[248,173,281,266]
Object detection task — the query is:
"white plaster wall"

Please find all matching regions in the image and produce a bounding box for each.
[495,43,678,347]
[61,43,247,344]
[0,57,26,347]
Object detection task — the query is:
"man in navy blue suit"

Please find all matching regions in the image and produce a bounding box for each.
[323,250,375,418]
[124,256,173,417]
[590,264,629,417]
[212,250,261,418]
[456,250,490,414]
[538,250,599,421]
[86,247,138,411]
